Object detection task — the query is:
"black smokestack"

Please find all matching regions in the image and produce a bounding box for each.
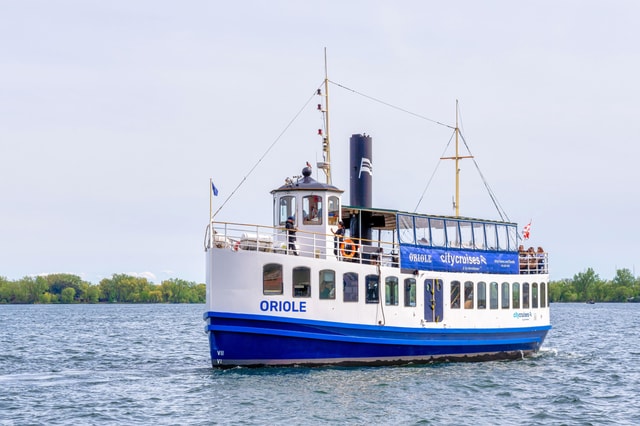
[349,134,372,207]
[349,134,373,243]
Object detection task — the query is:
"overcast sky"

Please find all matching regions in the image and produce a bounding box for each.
[2,1,639,284]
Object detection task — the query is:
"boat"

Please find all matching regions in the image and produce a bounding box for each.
[203,64,551,368]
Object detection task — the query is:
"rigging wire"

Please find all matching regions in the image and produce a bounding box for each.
[456,106,511,222]
[458,132,510,222]
[211,83,322,219]
[328,80,455,130]
[413,130,456,212]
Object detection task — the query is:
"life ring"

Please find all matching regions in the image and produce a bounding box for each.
[233,240,240,251]
[340,238,358,258]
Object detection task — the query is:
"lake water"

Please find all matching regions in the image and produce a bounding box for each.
[1,303,639,425]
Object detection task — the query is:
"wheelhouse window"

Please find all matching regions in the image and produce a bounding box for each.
[278,196,296,226]
[263,263,283,295]
[451,280,461,309]
[292,267,311,297]
[540,282,547,308]
[490,282,499,309]
[327,196,340,226]
[532,283,539,308]
[464,281,474,309]
[303,195,323,225]
[319,269,335,300]
[523,282,530,309]
[385,276,399,306]
[343,272,358,302]
[365,274,379,303]
[477,281,487,309]
[512,282,520,309]
[404,278,417,307]
[501,282,510,309]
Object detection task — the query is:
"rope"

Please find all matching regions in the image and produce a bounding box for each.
[212,83,323,218]
[329,80,454,129]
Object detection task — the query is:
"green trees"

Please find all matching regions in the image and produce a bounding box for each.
[548,267,640,303]
[0,273,205,304]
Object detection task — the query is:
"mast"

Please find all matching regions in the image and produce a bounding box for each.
[318,48,332,185]
[441,100,473,217]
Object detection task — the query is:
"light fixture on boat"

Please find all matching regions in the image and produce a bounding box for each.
[318,129,323,135]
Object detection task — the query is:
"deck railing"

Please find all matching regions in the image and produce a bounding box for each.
[205,221,549,274]
[206,221,398,266]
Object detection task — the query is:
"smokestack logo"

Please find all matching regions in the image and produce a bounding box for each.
[359,157,373,178]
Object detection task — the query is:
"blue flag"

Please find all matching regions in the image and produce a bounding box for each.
[212,181,219,196]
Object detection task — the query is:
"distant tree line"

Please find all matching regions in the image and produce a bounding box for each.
[548,267,639,303]
[0,273,205,304]
[2,267,638,304]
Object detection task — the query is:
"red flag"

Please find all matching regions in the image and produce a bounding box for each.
[523,221,531,240]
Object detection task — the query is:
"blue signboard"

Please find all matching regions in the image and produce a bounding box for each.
[400,245,518,274]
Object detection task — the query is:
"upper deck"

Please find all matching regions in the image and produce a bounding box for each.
[207,204,548,275]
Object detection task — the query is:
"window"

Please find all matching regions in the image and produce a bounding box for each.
[302,195,323,225]
[460,221,474,248]
[343,272,358,302]
[292,267,311,297]
[474,223,486,250]
[415,217,430,246]
[477,281,486,309]
[512,282,520,309]
[451,281,461,309]
[485,223,497,250]
[263,263,283,295]
[490,282,498,309]
[501,282,510,309]
[464,281,474,309]
[319,269,335,300]
[532,283,539,308]
[430,218,446,247]
[523,282,530,309]
[404,278,417,307]
[540,282,547,308]
[385,276,399,306]
[278,196,296,226]
[366,274,379,303]
[398,215,415,245]
[446,220,461,249]
[327,196,340,225]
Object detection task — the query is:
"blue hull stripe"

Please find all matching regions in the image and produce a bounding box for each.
[204,311,550,365]
[207,324,541,346]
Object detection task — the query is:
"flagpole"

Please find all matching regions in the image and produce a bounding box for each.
[209,178,213,248]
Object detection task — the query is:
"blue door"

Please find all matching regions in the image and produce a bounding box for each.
[424,278,444,322]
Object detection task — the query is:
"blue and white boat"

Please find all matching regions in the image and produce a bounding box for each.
[203,70,551,368]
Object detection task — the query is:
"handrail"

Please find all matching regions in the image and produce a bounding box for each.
[206,220,549,274]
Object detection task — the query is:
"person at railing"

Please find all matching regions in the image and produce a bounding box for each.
[332,221,345,259]
[527,246,537,273]
[285,216,298,256]
[536,247,546,273]
[518,245,528,274]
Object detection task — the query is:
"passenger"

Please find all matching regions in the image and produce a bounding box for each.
[536,247,546,273]
[285,216,298,255]
[527,247,537,273]
[332,221,345,259]
[518,245,527,274]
